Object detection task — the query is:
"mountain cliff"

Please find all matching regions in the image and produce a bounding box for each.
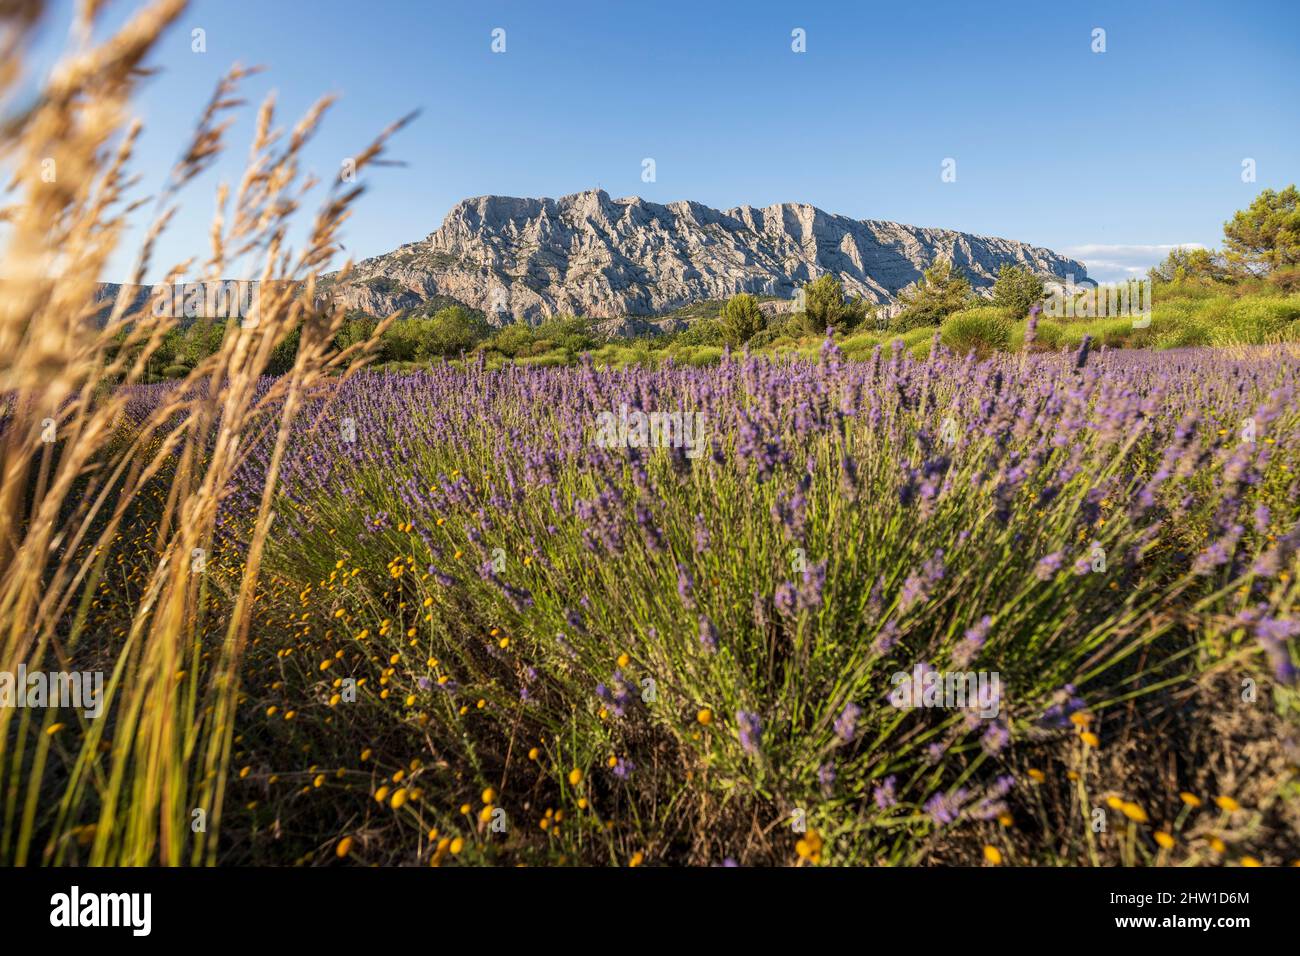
[327,189,1086,324]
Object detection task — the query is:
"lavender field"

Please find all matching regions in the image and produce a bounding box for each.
[85,338,1299,866]
[3,2,1299,886]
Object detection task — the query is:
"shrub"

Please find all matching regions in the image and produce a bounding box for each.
[266,325,301,376]
[839,330,883,360]
[482,322,536,359]
[745,325,784,350]
[797,274,871,333]
[718,293,766,346]
[1148,246,1233,284]
[1213,298,1300,344]
[335,312,379,351]
[672,345,724,367]
[1267,266,1300,294]
[940,306,1013,357]
[514,350,569,368]
[418,306,487,357]
[1011,317,1064,352]
[1155,319,1213,349]
[892,258,973,330]
[590,344,635,368]
[991,264,1045,318]
[675,318,726,347]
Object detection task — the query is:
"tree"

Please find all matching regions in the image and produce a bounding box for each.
[265,325,301,376]
[536,315,598,357]
[335,311,378,351]
[717,293,765,346]
[893,258,973,330]
[675,318,725,347]
[798,274,871,333]
[991,263,1045,318]
[378,319,424,362]
[1223,185,1300,276]
[1147,246,1230,284]
[424,305,488,358]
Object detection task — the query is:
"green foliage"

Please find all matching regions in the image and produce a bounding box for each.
[335,312,378,351]
[991,264,1045,318]
[674,318,726,347]
[426,306,490,357]
[482,323,537,359]
[513,350,570,368]
[657,299,733,323]
[539,316,600,356]
[378,318,424,362]
[1223,184,1300,275]
[940,306,1014,357]
[1212,297,1300,344]
[1148,246,1232,284]
[481,315,598,361]
[364,276,400,295]
[664,344,724,367]
[266,325,301,376]
[745,325,786,350]
[892,258,973,330]
[797,273,872,333]
[376,305,490,363]
[1011,318,1064,352]
[717,293,765,347]
[1267,266,1300,294]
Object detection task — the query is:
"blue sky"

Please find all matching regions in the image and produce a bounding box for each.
[16,0,1300,282]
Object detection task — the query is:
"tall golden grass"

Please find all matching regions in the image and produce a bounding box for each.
[0,0,403,864]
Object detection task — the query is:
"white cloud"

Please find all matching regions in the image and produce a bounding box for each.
[1062,243,1205,283]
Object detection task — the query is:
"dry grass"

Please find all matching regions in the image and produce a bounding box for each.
[0,0,405,864]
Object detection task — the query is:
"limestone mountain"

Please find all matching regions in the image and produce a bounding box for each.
[326,189,1086,324]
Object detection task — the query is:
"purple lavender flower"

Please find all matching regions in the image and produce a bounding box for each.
[676,563,696,610]
[796,561,826,614]
[818,761,837,796]
[924,788,969,826]
[692,513,711,554]
[698,615,719,653]
[1035,552,1063,581]
[1074,334,1093,370]
[952,614,992,668]
[840,454,861,501]
[1038,684,1087,728]
[899,549,945,612]
[1253,504,1271,534]
[736,710,762,756]
[595,670,636,717]
[981,720,1010,755]
[774,581,798,617]
[833,702,861,743]
[1024,303,1040,348]
[872,619,899,655]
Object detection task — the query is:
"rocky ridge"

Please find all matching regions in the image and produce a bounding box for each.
[328,188,1086,325]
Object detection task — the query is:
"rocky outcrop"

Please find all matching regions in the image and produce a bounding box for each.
[328,189,1086,325]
